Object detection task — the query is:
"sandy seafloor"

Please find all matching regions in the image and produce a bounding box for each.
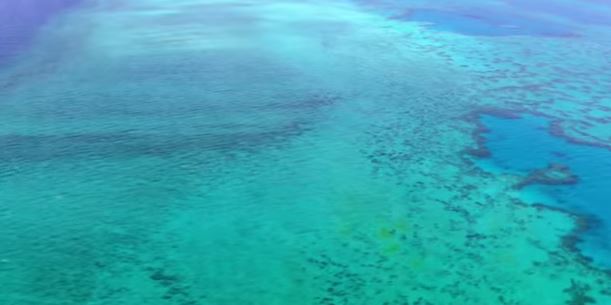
[0,0,610,304]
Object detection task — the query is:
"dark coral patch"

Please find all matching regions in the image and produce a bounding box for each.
[514,163,579,189]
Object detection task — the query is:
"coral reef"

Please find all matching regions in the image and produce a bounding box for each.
[514,163,579,189]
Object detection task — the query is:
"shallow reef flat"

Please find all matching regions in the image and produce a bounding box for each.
[0,0,610,304]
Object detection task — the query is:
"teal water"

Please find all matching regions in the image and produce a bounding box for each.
[1,0,611,304]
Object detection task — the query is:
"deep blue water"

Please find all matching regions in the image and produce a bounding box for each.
[360,0,611,37]
[0,0,80,67]
[479,114,611,269]
[507,0,611,26]
[404,9,574,37]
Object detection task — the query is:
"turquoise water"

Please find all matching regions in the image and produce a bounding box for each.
[1,0,611,304]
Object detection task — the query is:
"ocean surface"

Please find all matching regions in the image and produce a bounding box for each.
[1,0,610,304]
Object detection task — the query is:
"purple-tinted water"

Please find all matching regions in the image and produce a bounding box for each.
[0,0,81,67]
